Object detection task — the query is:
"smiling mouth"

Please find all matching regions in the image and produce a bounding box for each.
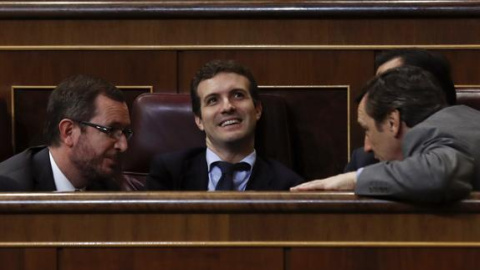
[219,119,241,127]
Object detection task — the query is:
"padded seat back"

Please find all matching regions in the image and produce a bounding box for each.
[457,88,480,110]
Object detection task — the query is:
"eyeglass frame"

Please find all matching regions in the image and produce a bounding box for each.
[76,120,133,140]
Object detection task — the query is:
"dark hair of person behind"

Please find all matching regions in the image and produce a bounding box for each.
[190,59,259,117]
[375,49,457,105]
[44,74,125,146]
[363,66,447,129]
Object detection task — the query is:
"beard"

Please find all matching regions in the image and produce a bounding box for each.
[70,135,122,185]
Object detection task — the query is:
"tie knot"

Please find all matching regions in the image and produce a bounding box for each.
[214,161,251,174]
[213,161,251,191]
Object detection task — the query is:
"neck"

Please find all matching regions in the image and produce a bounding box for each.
[395,122,410,160]
[206,139,254,163]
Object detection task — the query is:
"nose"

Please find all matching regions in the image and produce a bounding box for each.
[221,97,236,113]
[114,134,128,152]
[363,136,373,152]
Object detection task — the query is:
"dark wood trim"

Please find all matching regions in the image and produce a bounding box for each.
[0,192,479,213]
[1,1,480,19]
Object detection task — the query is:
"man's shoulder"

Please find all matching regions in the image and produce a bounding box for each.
[149,147,206,172]
[147,147,207,190]
[423,105,480,126]
[0,146,47,175]
[256,156,304,181]
[0,146,48,191]
[151,147,206,165]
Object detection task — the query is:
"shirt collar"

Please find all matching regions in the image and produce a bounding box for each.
[49,151,79,192]
[206,148,256,171]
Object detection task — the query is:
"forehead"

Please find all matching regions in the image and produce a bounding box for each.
[357,96,370,125]
[197,72,250,96]
[91,95,130,125]
[376,57,404,75]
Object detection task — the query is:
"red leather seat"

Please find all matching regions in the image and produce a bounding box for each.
[457,88,480,110]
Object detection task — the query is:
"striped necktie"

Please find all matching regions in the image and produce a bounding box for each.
[213,161,251,190]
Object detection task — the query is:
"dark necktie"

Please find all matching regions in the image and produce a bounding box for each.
[213,161,251,190]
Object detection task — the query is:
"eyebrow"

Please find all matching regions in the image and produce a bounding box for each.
[203,93,218,100]
[106,121,130,128]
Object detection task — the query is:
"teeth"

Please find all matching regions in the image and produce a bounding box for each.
[220,119,240,127]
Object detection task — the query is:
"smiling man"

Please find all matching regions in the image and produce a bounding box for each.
[0,75,132,191]
[292,66,479,203]
[147,60,303,191]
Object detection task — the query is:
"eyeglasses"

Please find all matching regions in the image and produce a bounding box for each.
[78,121,133,140]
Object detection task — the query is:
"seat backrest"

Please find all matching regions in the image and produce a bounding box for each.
[457,88,480,110]
[122,93,293,178]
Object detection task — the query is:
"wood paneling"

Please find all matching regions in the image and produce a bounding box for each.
[441,50,480,85]
[2,19,480,45]
[0,192,479,243]
[0,248,56,270]
[60,248,283,270]
[0,50,177,101]
[2,1,480,19]
[290,247,480,270]
[0,192,479,269]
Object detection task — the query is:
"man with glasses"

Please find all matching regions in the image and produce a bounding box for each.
[0,74,133,191]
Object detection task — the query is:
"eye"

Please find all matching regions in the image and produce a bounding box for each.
[233,91,246,99]
[205,96,218,106]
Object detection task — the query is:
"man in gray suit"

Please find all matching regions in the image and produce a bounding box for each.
[292,66,478,203]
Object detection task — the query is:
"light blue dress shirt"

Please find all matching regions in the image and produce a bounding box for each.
[206,148,256,191]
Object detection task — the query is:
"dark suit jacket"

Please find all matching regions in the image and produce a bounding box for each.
[0,146,121,191]
[344,147,378,172]
[146,147,304,191]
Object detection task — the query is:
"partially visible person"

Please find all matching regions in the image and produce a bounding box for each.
[345,49,457,172]
[0,75,133,191]
[147,60,303,191]
[292,66,478,203]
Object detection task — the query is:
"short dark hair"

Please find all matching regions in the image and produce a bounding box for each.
[363,66,447,128]
[44,74,125,146]
[190,59,259,117]
[375,49,457,105]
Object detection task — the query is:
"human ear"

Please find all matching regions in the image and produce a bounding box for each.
[255,101,262,120]
[194,115,205,131]
[388,110,401,137]
[58,119,77,147]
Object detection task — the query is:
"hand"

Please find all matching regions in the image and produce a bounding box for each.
[290,172,357,191]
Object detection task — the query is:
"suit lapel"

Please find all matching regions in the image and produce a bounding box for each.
[181,150,209,190]
[246,157,272,190]
[32,148,57,191]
